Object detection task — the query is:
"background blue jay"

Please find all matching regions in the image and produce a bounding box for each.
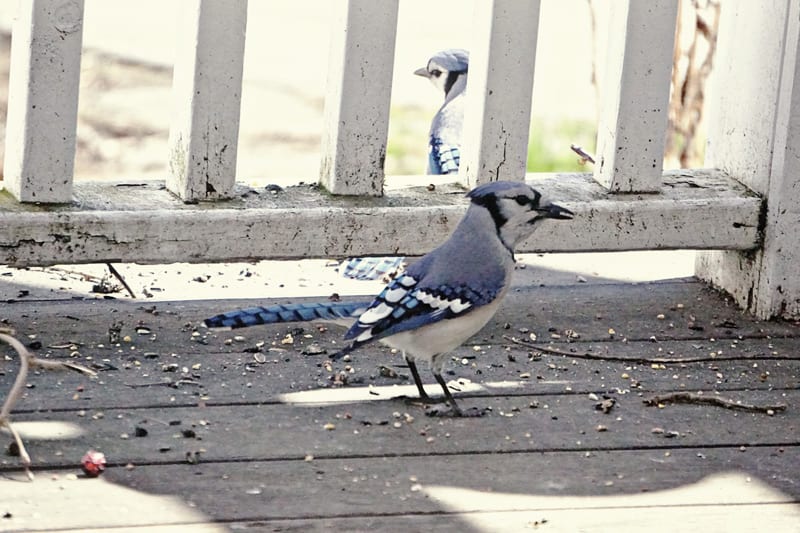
[414,48,469,175]
[339,49,470,281]
[206,181,573,416]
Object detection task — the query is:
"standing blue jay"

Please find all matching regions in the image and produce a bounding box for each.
[414,48,469,175]
[205,181,573,416]
[339,50,470,281]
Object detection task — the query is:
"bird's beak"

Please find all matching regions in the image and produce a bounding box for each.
[543,202,574,220]
[414,67,430,78]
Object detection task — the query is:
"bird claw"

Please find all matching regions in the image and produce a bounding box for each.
[398,394,447,407]
[425,405,488,418]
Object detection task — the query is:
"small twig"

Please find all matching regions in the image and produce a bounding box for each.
[503,335,797,364]
[643,392,787,414]
[42,266,104,284]
[570,144,596,165]
[1,332,35,479]
[106,263,136,299]
[123,379,199,389]
[1,329,96,480]
[123,381,168,388]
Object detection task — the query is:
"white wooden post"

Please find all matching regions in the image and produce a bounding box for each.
[593,0,678,193]
[319,0,398,197]
[460,0,541,188]
[696,0,800,319]
[2,0,84,203]
[167,0,247,202]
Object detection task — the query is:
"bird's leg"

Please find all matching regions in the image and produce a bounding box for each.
[401,356,447,406]
[406,357,431,401]
[426,372,487,418]
[434,372,463,415]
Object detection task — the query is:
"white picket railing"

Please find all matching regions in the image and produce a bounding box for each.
[0,0,797,319]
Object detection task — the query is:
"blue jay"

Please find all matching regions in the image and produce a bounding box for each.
[414,48,469,175]
[205,181,573,416]
[338,50,471,281]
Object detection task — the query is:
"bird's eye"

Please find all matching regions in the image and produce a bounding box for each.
[430,69,442,78]
[514,194,530,206]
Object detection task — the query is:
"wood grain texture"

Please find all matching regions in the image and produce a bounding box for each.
[697,0,800,319]
[167,0,247,201]
[2,0,84,203]
[2,281,798,412]
[460,0,541,186]
[0,280,797,531]
[593,0,678,192]
[319,0,398,196]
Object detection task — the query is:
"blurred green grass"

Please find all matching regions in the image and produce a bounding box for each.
[386,104,597,175]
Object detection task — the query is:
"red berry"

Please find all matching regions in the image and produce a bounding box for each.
[81,450,106,477]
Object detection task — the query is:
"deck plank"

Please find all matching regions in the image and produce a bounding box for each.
[0,171,762,266]
[4,388,796,470]
[2,281,797,412]
[2,449,797,531]
[2,341,797,412]
[3,281,796,351]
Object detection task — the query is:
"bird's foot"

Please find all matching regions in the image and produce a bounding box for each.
[399,394,447,407]
[425,404,488,418]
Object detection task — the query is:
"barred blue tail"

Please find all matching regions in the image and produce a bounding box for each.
[204,301,369,329]
[340,256,405,281]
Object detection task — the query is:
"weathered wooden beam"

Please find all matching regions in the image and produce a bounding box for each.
[593,0,678,193]
[696,0,800,319]
[460,0,541,187]
[319,0,398,196]
[0,170,760,267]
[2,0,84,203]
[167,0,247,202]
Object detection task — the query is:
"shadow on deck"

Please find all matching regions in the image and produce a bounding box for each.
[0,267,798,531]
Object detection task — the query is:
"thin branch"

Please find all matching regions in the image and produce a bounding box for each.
[643,392,787,413]
[1,331,34,479]
[123,379,200,389]
[0,331,32,421]
[106,262,136,299]
[502,335,797,364]
[1,329,96,480]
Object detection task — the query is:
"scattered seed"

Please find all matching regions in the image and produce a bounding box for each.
[302,343,326,355]
[594,398,616,414]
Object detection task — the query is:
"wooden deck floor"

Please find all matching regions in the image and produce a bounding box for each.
[1,275,799,532]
